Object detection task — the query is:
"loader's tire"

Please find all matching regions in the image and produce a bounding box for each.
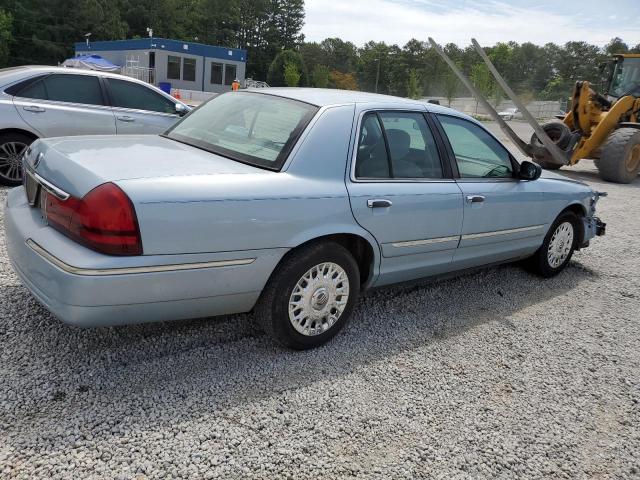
[531,122,571,170]
[597,128,640,184]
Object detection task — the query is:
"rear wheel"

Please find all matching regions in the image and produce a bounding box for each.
[597,128,640,184]
[256,242,360,350]
[526,211,579,277]
[0,132,35,185]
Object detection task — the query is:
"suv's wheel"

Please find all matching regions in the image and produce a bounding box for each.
[526,211,580,277]
[0,132,34,186]
[256,242,360,350]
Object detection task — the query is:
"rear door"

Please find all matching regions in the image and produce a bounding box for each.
[347,107,464,287]
[435,114,547,269]
[12,73,116,137]
[104,78,181,134]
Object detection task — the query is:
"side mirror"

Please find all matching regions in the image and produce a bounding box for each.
[175,103,188,117]
[519,160,542,181]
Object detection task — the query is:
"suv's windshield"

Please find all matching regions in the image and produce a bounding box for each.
[166,92,319,170]
[609,57,640,98]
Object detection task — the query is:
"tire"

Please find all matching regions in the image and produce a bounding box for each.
[255,242,360,350]
[597,128,640,184]
[531,122,571,171]
[531,121,572,150]
[0,132,35,186]
[526,211,580,277]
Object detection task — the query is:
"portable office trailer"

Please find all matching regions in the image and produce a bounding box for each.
[75,38,247,94]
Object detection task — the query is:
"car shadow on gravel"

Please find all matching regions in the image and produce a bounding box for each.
[0,259,599,447]
[554,168,640,189]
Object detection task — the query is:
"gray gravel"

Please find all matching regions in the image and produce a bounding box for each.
[1,137,639,478]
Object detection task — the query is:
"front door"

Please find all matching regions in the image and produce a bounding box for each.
[347,110,464,286]
[13,73,116,137]
[435,114,547,269]
[105,78,181,135]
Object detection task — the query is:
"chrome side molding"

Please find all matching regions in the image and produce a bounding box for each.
[26,239,256,276]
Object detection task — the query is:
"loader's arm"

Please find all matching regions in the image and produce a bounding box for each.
[427,38,534,158]
[470,39,568,167]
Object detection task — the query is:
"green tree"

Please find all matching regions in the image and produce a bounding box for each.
[605,37,629,55]
[267,49,307,86]
[311,64,330,88]
[283,62,300,87]
[406,69,421,99]
[442,70,459,106]
[470,63,494,113]
[0,9,12,67]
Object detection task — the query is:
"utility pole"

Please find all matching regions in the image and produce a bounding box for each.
[374,58,381,93]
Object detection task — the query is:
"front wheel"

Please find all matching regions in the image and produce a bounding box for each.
[526,212,579,277]
[256,242,360,350]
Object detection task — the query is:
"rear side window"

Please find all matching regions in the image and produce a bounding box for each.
[14,79,47,99]
[43,74,104,105]
[5,75,47,96]
[107,78,177,114]
[15,74,104,106]
[355,111,443,179]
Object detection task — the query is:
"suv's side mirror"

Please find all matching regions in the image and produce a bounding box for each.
[175,103,188,117]
[519,160,542,181]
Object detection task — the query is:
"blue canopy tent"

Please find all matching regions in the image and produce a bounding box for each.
[62,54,121,72]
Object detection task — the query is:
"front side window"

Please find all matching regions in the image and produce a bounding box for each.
[167,56,181,80]
[437,115,513,178]
[355,111,443,179]
[17,74,104,105]
[166,92,318,170]
[224,64,237,85]
[183,58,196,82]
[107,78,177,114]
[211,63,223,84]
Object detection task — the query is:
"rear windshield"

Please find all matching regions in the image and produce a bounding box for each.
[165,92,318,170]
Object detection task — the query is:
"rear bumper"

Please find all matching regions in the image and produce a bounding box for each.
[5,187,286,327]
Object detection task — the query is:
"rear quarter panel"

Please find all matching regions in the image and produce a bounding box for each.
[120,104,380,262]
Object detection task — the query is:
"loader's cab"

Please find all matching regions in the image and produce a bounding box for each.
[605,54,640,102]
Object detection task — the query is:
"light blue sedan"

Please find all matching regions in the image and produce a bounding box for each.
[5,89,606,349]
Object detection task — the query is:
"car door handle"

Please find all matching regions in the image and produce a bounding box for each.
[23,106,46,113]
[117,116,135,123]
[367,199,393,208]
[465,195,485,204]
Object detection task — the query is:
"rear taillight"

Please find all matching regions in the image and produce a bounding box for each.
[44,182,142,256]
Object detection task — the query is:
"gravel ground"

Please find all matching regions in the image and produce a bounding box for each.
[1,125,639,478]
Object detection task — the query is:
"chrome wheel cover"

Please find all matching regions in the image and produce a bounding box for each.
[547,221,574,268]
[288,262,350,337]
[0,141,27,182]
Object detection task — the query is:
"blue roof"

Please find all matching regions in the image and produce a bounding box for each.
[75,38,247,63]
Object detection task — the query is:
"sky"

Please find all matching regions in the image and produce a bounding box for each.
[303,0,640,48]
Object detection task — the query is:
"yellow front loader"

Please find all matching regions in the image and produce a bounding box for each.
[429,39,640,184]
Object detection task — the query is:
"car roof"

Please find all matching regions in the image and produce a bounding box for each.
[252,87,473,119]
[1,65,140,82]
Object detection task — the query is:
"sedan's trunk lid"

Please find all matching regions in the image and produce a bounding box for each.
[26,134,267,198]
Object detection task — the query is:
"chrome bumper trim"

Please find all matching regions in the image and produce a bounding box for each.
[392,236,460,248]
[26,239,256,276]
[461,224,545,240]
